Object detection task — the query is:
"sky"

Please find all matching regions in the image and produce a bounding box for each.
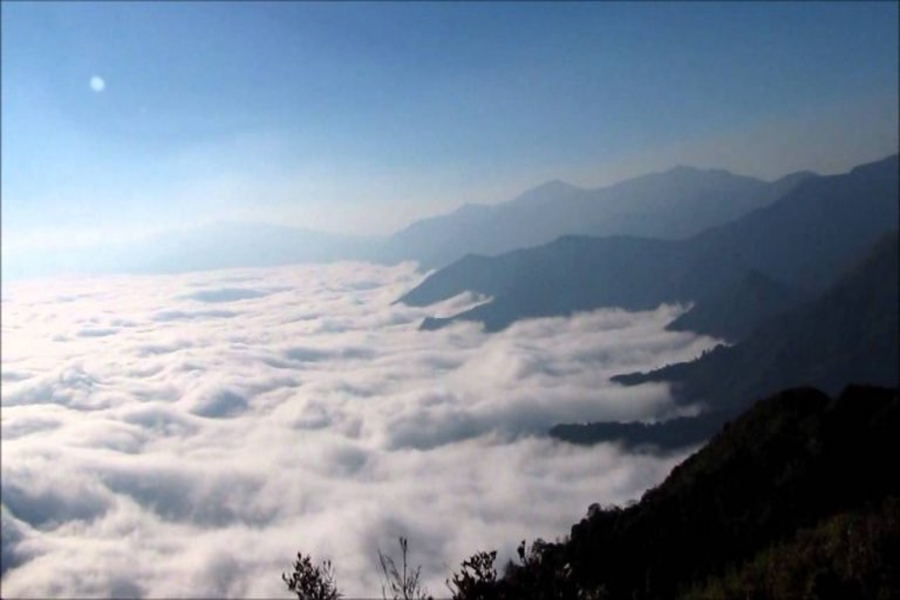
[0,261,715,596]
[2,1,899,252]
[2,4,898,594]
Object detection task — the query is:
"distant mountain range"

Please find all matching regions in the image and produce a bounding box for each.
[551,229,899,449]
[409,234,747,331]
[399,154,899,336]
[378,166,814,270]
[664,268,808,343]
[9,156,895,312]
[116,222,382,274]
[3,162,818,281]
[5,222,384,279]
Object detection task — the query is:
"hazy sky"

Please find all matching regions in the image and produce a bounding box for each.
[3,1,898,249]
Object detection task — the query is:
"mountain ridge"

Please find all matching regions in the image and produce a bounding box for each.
[552,229,899,450]
[456,384,900,599]
[557,384,900,599]
[379,163,816,270]
[400,153,898,335]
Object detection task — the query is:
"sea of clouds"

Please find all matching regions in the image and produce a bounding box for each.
[1,261,719,597]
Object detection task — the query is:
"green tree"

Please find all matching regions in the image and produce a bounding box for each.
[282,551,341,600]
[447,550,499,600]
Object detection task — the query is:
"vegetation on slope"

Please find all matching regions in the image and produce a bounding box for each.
[286,385,900,599]
[553,230,899,450]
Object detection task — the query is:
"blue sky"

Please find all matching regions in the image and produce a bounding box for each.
[2,1,898,255]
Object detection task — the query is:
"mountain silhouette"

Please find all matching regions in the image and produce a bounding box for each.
[548,385,900,599]
[666,268,808,343]
[553,230,899,449]
[413,234,745,331]
[400,154,899,334]
[380,166,814,270]
[9,222,384,279]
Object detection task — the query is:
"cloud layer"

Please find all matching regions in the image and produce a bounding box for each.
[1,262,718,597]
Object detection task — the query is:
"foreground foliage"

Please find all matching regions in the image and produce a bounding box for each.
[283,552,340,600]
[684,498,900,599]
[286,385,900,599]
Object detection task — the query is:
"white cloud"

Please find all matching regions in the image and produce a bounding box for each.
[0,261,718,596]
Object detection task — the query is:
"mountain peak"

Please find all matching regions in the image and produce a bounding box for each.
[535,178,575,190]
[452,202,492,215]
[667,164,699,174]
[505,179,583,208]
[664,164,735,178]
[527,178,582,196]
[772,169,818,182]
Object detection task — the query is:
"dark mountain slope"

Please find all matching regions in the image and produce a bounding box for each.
[549,410,730,452]
[399,154,898,334]
[556,385,900,600]
[682,499,900,599]
[552,230,899,450]
[409,235,744,332]
[461,386,900,599]
[617,230,899,407]
[687,154,900,294]
[665,269,808,343]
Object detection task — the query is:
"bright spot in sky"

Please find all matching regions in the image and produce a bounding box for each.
[89,75,105,92]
